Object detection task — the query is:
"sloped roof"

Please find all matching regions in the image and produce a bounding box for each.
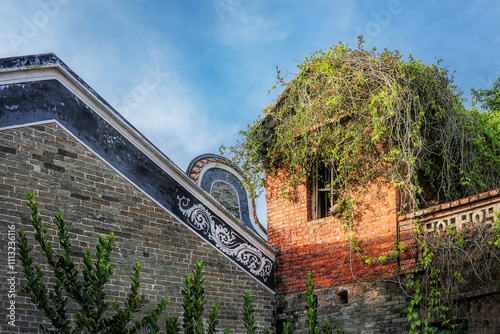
[0,53,275,292]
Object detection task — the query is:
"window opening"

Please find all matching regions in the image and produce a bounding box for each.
[312,163,336,220]
[337,290,348,304]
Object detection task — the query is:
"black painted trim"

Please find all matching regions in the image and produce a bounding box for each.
[0,76,275,291]
[200,168,254,232]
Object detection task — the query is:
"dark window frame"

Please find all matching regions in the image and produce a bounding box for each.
[311,163,336,220]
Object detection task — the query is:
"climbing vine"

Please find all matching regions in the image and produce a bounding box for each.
[402,216,500,333]
[221,36,500,331]
[222,36,499,207]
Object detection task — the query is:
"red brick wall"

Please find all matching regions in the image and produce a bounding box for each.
[399,189,500,227]
[267,172,400,294]
[268,164,500,331]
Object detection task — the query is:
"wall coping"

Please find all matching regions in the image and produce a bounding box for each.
[398,189,500,223]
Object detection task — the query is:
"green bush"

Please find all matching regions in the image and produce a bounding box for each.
[18,192,343,333]
[18,192,167,333]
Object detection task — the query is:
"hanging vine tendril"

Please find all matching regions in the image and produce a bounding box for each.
[222,36,499,211]
[221,36,500,331]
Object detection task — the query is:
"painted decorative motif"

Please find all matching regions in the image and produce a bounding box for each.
[186,153,267,239]
[178,195,273,281]
[0,54,275,291]
[423,202,500,233]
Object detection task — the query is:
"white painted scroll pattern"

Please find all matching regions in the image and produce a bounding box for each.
[423,202,500,233]
[177,196,273,281]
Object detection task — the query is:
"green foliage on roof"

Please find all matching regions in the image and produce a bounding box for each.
[222,37,500,210]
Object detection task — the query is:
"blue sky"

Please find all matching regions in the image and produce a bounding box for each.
[1,0,499,226]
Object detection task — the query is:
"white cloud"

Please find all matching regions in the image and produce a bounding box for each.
[111,70,229,169]
[0,0,76,57]
[210,2,287,47]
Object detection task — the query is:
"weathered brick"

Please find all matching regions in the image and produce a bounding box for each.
[0,124,274,333]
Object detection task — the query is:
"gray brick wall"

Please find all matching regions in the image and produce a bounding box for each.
[0,123,274,333]
[275,281,500,333]
[211,180,241,219]
[274,282,410,334]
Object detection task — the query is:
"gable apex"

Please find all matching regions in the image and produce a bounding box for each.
[0,53,275,291]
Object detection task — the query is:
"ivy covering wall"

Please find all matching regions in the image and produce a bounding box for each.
[222,37,500,213]
[222,37,500,332]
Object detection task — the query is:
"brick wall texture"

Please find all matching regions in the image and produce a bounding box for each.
[266,172,400,295]
[267,169,500,333]
[2,122,499,333]
[211,181,241,219]
[275,282,410,334]
[0,123,274,333]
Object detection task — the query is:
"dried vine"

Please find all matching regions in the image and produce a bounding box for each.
[221,37,500,331]
[222,37,498,209]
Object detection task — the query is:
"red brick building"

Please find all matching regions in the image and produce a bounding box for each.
[268,167,500,333]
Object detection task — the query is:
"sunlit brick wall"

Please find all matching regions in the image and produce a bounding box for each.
[266,172,400,295]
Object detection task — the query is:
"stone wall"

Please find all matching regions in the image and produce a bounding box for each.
[211,180,241,219]
[2,52,499,334]
[275,281,409,334]
[0,123,274,333]
[275,280,500,333]
[399,190,500,333]
[465,289,500,334]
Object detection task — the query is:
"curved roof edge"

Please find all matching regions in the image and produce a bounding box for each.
[187,153,267,239]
